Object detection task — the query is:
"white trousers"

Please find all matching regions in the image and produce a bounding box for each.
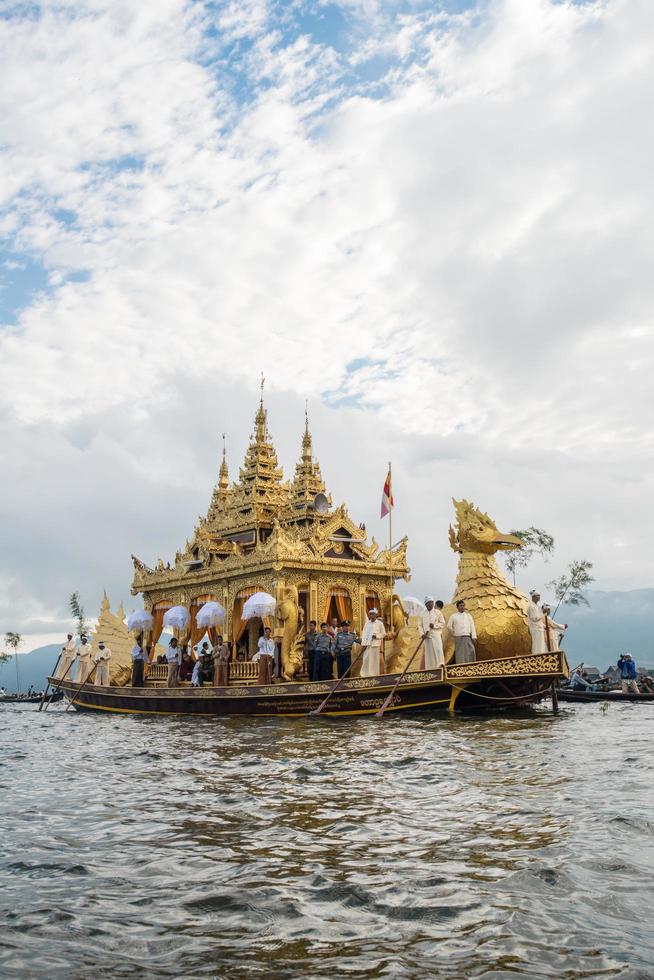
[57,655,74,680]
[423,635,444,670]
[74,658,92,683]
[361,647,381,677]
[95,662,109,686]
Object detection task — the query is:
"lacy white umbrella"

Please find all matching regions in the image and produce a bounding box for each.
[399,596,426,617]
[127,609,153,633]
[242,591,277,620]
[163,605,190,631]
[196,601,226,628]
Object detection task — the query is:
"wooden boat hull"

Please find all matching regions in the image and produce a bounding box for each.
[50,651,568,717]
[557,689,654,704]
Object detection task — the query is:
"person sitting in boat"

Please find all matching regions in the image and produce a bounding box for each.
[253,627,275,684]
[569,667,592,691]
[179,650,194,683]
[617,653,640,694]
[360,609,386,677]
[640,676,654,694]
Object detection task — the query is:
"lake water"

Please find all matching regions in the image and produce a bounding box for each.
[0,701,652,978]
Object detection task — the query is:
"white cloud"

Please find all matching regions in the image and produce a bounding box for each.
[1,0,654,642]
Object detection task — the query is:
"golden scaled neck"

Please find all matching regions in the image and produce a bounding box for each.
[455,551,521,595]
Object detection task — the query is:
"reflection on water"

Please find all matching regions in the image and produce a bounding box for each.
[0,703,652,978]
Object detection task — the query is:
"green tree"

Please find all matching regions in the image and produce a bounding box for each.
[503,527,555,585]
[548,560,595,617]
[4,632,23,692]
[70,592,87,638]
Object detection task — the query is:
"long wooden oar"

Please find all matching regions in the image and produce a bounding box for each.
[309,645,367,716]
[375,636,426,718]
[43,657,75,711]
[38,654,61,711]
[65,663,97,712]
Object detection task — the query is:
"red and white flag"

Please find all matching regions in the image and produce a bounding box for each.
[380,467,394,519]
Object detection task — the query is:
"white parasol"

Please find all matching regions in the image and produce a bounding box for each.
[399,596,426,617]
[127,609,153,632]
[242,591,277,620]
[163,605,190,631]
[196,601,226,628]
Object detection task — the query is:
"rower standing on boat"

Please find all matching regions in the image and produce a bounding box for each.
[212,635,230,687]
[94,641,112,686]
[58,633,77,679]
[75,634,93,683]
[360,608,386,677]
[527,591,545,653]
[131,634,148,687]
[447,600,477,664]
[420,597,445,669]
[253,627,275,684]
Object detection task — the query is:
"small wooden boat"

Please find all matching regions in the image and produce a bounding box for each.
[557,688,654,704]
[0,690,64,705]
[51,650,568,717]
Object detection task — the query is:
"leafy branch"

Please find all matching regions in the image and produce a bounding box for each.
[504,527,555,585]
[70,592,87,638]
[548,560,595,617]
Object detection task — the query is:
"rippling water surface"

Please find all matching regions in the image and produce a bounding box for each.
[1,701,653,978]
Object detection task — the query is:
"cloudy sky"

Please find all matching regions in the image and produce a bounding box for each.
[1,0,653,650]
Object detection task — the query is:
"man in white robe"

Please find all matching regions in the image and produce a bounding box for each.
[57,633,77,679]
[542,605,567,652]
[527,592,545,654]
[360,609,386,677]
[94,641,112,686]
[420,596,445,670]
[74,635,93,683]
[446,600,477,664]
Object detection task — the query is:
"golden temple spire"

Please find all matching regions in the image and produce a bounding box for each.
[289,406,330,517]
[219,433,229,492]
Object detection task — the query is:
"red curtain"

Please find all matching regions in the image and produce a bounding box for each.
[148,601,172,660]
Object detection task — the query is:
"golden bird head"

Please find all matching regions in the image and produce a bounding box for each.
[452,498,524,555]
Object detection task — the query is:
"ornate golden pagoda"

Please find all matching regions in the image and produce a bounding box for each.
[131,395,410,672]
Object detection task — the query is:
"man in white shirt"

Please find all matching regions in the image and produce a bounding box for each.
[527,591,545,654]
[420,596,446,670]
[360,608,386,677]
[57,633,77,679]
[446,600,477,664]
[166,638,181,687]
[94,641,112,686]
[253,627,276,684]
[542,604,567,652]
[75,635,93,684]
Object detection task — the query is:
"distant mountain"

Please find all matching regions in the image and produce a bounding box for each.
[556,589,654,671]
[0,644,60,694]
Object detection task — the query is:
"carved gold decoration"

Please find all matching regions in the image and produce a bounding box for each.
[442,498,531,663]
[446,652,563,680]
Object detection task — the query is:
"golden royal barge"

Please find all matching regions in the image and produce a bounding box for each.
[52,394,569,717]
